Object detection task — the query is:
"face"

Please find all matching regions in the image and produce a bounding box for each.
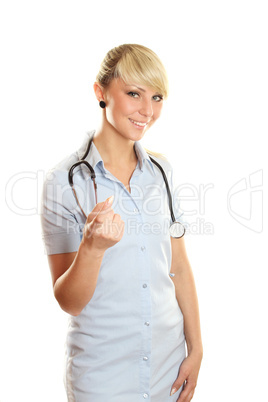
[98,78,164,142]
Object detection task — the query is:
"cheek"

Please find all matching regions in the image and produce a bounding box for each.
[108,97,134,121]
[105,101,121,125]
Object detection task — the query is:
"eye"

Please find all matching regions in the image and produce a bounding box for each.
[127,91,139,98]
[153,94,163,102]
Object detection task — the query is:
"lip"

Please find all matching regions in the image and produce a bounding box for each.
[129,118,150,128]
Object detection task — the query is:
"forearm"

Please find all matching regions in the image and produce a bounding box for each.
[54,241,104,316]
[172,263,203,355]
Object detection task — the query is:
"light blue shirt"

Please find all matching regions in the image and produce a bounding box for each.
[41,131,186,402]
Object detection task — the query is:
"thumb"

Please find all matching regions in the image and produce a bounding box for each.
[103,195,114,208]
[86,195,114,223]
[96,195,114,217]
[170,369,186,396]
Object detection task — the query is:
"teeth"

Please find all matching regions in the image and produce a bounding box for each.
[130,119,147,127]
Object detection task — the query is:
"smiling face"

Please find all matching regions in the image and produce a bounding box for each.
[97,78,164,142]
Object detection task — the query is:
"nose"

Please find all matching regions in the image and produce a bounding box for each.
[139,98,153,118]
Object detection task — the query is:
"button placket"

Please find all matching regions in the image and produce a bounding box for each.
[136,193,151,400]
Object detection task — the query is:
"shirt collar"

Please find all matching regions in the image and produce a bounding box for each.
[78,131,104,170]
[78,130,156,176]
[134,141,156,176]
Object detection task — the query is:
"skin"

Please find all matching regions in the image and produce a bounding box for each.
[48,77,203,401]
[93,78,164,182]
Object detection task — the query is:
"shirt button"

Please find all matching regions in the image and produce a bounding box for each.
[133,208,138,214]
[143,393,149,399]
[141,246,146,251]
[143,356,148,361]
[143,284,147,288]
[144,321,150,326]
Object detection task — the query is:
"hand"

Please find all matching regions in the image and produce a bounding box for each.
[82,196,125,252]
[170,350,203,401]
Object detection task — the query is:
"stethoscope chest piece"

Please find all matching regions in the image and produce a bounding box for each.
[169,221,185,238]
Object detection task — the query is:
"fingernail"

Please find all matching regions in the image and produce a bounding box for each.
[170,388,177,396]
[106,195,114,206]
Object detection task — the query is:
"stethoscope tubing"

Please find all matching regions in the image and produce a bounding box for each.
[68,135,185,237]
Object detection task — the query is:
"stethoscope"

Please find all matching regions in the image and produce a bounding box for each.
[68,134,185,238]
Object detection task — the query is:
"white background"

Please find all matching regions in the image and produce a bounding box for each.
[1,1,267,401]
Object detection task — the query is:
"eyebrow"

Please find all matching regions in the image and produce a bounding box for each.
[125,83,163,97]
[126,84,146,92]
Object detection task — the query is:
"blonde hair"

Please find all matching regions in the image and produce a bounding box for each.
[144,148,167,160]
[96,44,169,98]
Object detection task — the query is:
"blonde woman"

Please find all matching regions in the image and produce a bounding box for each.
[41,44,203,402]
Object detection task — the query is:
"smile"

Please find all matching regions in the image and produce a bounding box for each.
[129,118,149,128]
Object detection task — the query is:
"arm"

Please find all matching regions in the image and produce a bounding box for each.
[169,236,203,401]
[48,196,124,316]
[48,244,105,317]
[171,236,202,354]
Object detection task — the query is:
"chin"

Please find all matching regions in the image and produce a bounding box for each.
[128,130,147,142]
[129,124,153,140]
[114,127,146,142]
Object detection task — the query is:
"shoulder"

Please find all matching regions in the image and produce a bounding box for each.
[44,152,78,189]
[138,142,174,178]
[43,131,93,187]
[41,150,80,215]
[146,152,174,179]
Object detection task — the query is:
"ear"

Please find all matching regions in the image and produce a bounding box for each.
[93,82,105,102]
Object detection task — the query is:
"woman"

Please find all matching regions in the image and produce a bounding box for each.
[41,44,203,402]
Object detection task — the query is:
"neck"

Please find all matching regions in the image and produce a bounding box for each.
[93,123,138,168]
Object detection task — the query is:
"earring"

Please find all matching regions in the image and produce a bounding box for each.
[99,101,106,109]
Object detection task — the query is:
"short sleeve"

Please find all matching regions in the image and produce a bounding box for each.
[40,169,83,255]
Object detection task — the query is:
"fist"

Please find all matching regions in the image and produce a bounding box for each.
[82,196,125,252]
